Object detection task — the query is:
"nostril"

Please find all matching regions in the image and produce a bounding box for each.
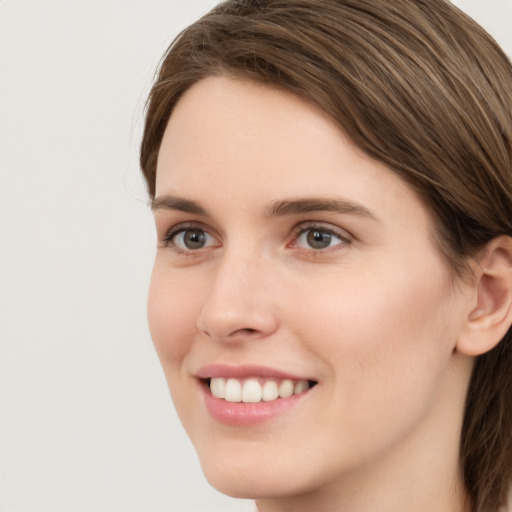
[230,328,258,337]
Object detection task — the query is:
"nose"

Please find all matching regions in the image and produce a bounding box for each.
[196,249,279,344]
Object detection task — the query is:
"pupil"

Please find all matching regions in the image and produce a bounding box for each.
[184,229,206,249]
[307,230,331,249]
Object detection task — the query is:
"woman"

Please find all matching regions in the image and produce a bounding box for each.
[140,1,512,511]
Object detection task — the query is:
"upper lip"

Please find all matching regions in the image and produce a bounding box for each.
[196,364,316,382]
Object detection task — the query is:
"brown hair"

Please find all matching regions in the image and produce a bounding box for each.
[140,1,512,510]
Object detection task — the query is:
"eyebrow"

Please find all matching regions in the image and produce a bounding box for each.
[266,197,378,220]
[151,194,378,221]
[151,195,208,215]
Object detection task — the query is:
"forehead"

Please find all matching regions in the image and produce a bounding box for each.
[156,76,344,184]
[156,76,428,229]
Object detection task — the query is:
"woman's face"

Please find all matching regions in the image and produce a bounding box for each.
[149,77,473,503]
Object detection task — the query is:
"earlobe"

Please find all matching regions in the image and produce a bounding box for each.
[457,236,512,357]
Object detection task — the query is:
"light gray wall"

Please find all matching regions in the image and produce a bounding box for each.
[1,1,510,511]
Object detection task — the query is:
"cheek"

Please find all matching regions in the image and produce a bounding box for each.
[147,261,202,364]
[289,256,458,401]
[279,260,461,468]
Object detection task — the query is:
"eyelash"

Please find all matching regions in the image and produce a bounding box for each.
[160,222,217,254]
[160,221,352,255]
[289,222,352,252]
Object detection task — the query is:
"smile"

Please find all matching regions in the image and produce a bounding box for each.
[197,365,318,425]
[209,377,312,403]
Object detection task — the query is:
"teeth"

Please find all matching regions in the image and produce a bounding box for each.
[209,377,311,403]
[242,378,262,403]
[224,378,242,402]
[294,380,309,394]
[210,377,226,398]
[278,379,294,398]
[262,380,278,401]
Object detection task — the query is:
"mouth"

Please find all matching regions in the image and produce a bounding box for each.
[196,365,318,425]
[204,376,317,403]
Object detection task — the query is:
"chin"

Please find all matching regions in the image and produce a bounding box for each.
[196,443,326,500]
[202,463,305,500]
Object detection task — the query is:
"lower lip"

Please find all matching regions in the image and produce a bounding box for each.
[201,382,309,426]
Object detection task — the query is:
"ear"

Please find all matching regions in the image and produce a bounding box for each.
[456,236,512,356]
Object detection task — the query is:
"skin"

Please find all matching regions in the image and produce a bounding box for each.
[148,76,478,512]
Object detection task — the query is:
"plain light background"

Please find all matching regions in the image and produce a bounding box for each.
[0,1,511,511]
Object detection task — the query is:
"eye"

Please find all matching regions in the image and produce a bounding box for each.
[296,229,341,249]
[292,224,349,251]
[163,225,218,251]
